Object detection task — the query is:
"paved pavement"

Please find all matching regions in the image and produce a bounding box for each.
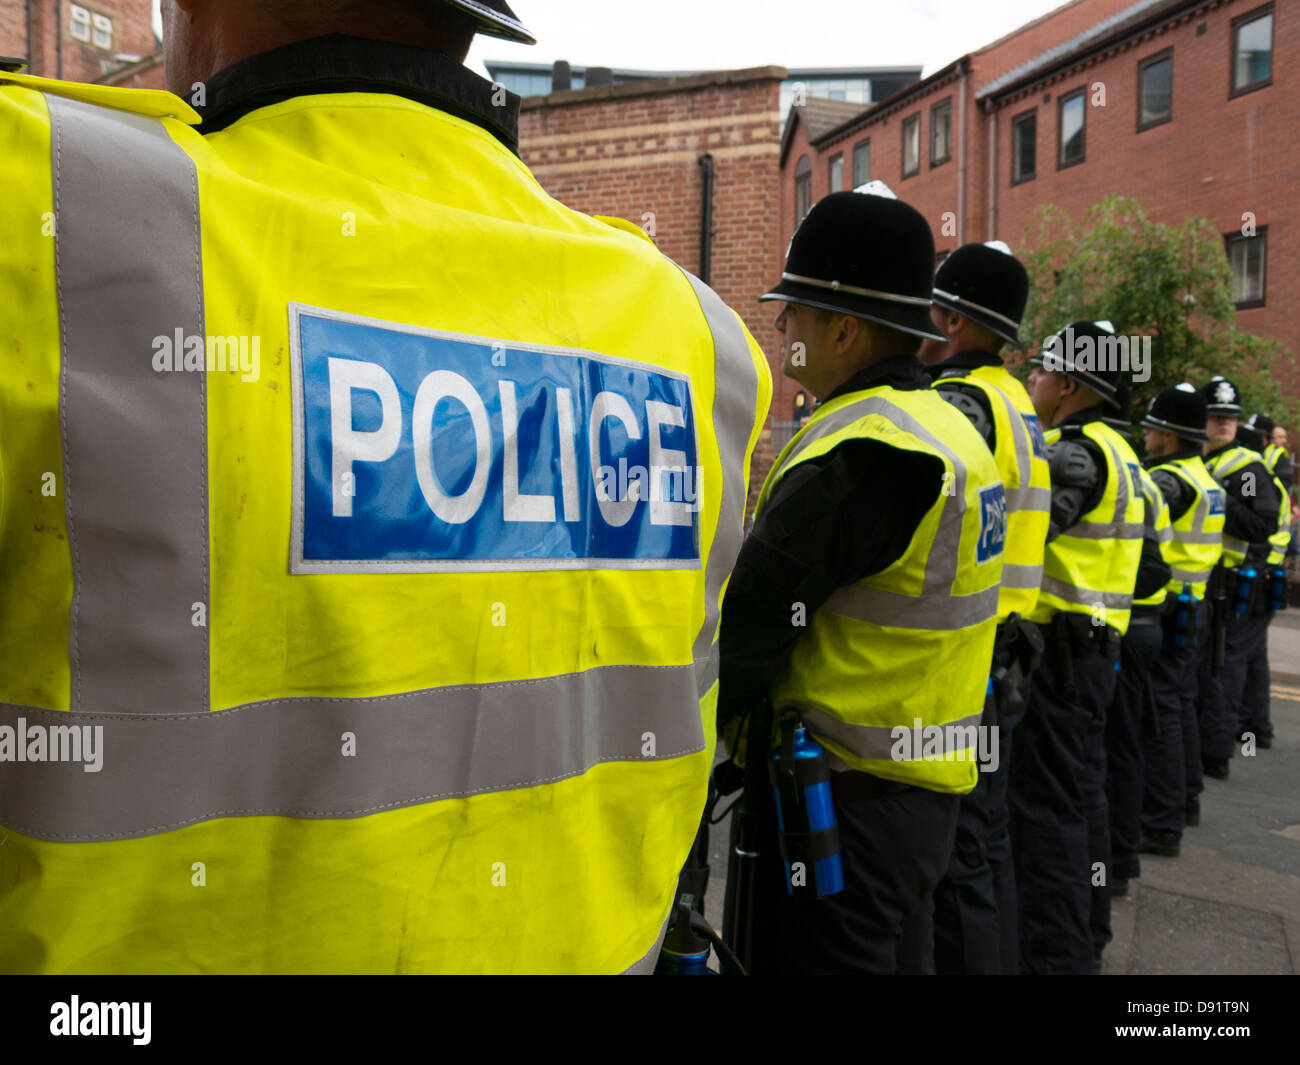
[700,610,1300,973]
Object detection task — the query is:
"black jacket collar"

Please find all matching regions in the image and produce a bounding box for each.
[923,349,1003,381]
[193,34,520,153]
[826,356,933,403]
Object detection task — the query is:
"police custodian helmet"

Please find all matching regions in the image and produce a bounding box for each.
[438,0,535,44]
[761,189,947,342]
[1140,383,1209,445]
[1028,320,1126,410]
[932,242,1031,348]
[1200,375,1243,417]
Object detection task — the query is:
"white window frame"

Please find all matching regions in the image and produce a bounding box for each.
[70,4,92,43]
[92,12,113,50]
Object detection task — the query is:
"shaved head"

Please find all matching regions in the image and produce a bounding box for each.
[163,0,477,96]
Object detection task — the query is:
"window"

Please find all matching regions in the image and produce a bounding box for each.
[92,12,112,50]
[1226,228,1267,308]
[1058,89,1086,168]
[931,99,953,166]
[829,154,844,193]
[1138,50,1173,130]
[853,140,871,187]
[795,156,812,223]
[902,114,921,178]
[1012,110,1036,184]
[69,4,91,42]
[1231,5,1273,96]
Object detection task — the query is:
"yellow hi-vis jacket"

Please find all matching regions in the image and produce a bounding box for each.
[1204,445,1271,569]
[933,362,1051,620]
[0,73,771,974]
[1267,472,1291,567]
[1149,456,1225,600]
[1029,420,1145,636]
[1133,464,1172,611]
[754,384,1005,795]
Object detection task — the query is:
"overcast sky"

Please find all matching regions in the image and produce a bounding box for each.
[465,0,1073,80]
[152,1,1074,80]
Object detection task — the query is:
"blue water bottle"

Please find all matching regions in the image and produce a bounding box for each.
[769,713,844,898]
[654,895,715,975]
[1234,567,1257,616]
[1173,583,1194,649]
[1271,567,1288,612]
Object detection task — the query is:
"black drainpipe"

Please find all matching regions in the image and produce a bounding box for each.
[698,153,715,285]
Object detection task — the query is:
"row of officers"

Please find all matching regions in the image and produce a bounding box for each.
[711,188,1291,975]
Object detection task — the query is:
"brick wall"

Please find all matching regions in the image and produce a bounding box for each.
[3,1,157,82]
[518,67,787,512]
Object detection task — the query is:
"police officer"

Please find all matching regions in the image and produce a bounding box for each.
[918,242,1051,974]
[1138,386,1223,858]
[0,0,775,974]
[717,189,1005,974]
[1231,417,1289,749]
[1015,322,1145,974]
[1252,414,1294,485]
[1197,377,1280,779]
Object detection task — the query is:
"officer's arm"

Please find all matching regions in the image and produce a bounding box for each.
[934,381,996,451]
[1150,468,1194,524]
[717,438,944,726]
[1134,495,1172,601]
[1045,437,1105,542]
[1222,461,1280,543]
[1275,453,1294,487]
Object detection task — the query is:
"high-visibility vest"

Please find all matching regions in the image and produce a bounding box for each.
[754,384,1005,795]
[1133,465,1172,610]
[1263,443,1287,475]
[1029,420,1145,636]
[0,73,771,973]
[933,362,1051,620]
[1205,445,1272,569]
[1267,471,1291,567]
[1149,456,1225,600]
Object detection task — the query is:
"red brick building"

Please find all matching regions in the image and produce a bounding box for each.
[786,0,1294,382]
[517,67,789,505]
[1,0,162,86]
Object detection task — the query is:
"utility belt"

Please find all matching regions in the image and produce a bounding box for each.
[987,613,1044,725]
[1035,611,1120,702]
[1161,585,1201,651]
[1219,562,1281,618]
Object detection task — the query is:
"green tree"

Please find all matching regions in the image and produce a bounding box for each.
[1012,196,1297,438]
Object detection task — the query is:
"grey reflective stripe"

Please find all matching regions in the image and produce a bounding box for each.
[48,93,209,716]
[1179,531,1223,545]
[1171,566,1213,584]
[801,707,986,762]
[682,273,758,697]
[1006,486,1051,512]
[1040,575,1132,611]
[1224,535,1249,556]
[0,664,705,842]
[823,583,998,631]
[1067,521,1146,540]
[992,384,1031,496]
[1001,563,1044,589]
[1157,524,1174,545]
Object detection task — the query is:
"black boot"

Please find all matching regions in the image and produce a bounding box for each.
[1139,831,1180,857]
[1185,796,1200,827]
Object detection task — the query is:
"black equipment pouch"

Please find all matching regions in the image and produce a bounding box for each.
[1208,566,1228,674]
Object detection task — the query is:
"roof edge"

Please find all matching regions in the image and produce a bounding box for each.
[520,64,789,110]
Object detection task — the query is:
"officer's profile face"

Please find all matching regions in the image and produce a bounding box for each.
[1025,366,1069,424]
[1276,427,1288,448]
[1206,415,1237,446]
[774,302,830,388]
[1143,426,1177,457]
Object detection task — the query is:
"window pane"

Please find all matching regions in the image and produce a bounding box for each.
[1013,113,1036,181]
[70,5,90,42]
[795,156,812,221]
[1140,57,1172,125]
[1060,94,1084,165]
[932,102,951,162]
[829,155,844,193]
[853,141,871,187]
[1235,14,1273,89]
[903,116,920,175]
[1230,235,1266,303]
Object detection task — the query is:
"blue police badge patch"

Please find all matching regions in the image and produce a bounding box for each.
[1023,413,1048,460]
[1207,488,1226,517]
[977,484,1008,563]
[288,304,702,572]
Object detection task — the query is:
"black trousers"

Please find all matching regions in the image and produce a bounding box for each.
[747,769,960,974]
[1107,618,1162,879]
[1142,605,1202,837]
[1196,611,1234,764]
[1009,636,1116,974]
[1232,611,1274,740]
[933,709,1021,974]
